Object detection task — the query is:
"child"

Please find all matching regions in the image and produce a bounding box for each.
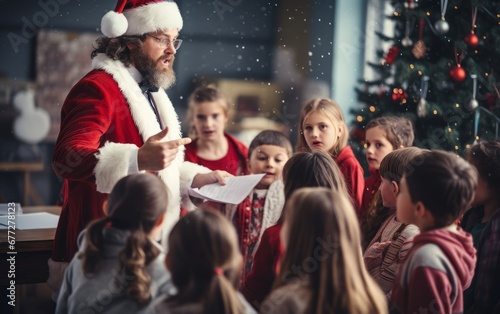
[461,140,500,313]
[361,116,414,219]
[241,150,349,308]
[223,130,293,280]
[391,150,477,314]
[144,209,256,314]
[362,147,422,299]
[261,187,387,314]
[296,98,364,212]
[56,173,173,314]
[184,85,249,176]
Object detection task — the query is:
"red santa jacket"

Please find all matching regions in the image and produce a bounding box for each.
[52,54,208,262]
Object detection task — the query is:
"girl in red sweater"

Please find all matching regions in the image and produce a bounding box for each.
[184,85,249,176]
[296,98,364,212]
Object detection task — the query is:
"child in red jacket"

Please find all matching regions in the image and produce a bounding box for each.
[296,98,364,212]
[391,151,477,313]
[223,130,293,281]
[184,85,249,176]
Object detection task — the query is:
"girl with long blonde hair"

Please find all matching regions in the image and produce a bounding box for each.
[297,98,364,212]
[262,187,387,314]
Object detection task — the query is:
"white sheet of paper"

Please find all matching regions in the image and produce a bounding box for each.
[0,212,59,230]
[189,173,266,204]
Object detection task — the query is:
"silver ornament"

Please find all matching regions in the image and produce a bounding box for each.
[467,99,479,111]
[402,36,413,47]
[417,98,427,117]
[434,19,449,35]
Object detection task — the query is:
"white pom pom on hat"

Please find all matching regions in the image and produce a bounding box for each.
[100,0,183,38]
[101,10,128,38]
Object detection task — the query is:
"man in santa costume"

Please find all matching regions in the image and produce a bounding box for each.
[48,0,230,299]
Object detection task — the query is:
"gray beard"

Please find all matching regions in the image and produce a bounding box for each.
[131,48,176,89]
[153,66,176,89]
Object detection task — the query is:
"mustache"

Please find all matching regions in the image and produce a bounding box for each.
[157,54,174,63]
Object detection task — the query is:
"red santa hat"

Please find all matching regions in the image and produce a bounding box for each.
[101,0,183,38]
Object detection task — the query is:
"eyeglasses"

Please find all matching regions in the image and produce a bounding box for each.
[146,34,182,50]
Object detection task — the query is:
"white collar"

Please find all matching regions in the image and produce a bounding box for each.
[127,66,143,84]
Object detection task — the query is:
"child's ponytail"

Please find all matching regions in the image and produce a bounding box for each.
[205,268,244,314]
[119,227,160,305]
[168,210,245,313]
[80,216,112,275]
[78,174,168,305]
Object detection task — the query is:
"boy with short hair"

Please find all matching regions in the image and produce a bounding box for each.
[223,130,293,281]
[391,150,477,314]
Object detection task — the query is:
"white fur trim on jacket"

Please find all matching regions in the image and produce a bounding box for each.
[123,1,183,35]
[92,54,181,142]
[179,161,212,209]
[95,142,138,193]
[91,54,209,243]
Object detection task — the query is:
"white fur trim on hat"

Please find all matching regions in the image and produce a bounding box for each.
[101,10,129,38]
[124,1,183,36]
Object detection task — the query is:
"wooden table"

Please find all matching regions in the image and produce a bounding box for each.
[0,162,44,206]
[0,206,60,285]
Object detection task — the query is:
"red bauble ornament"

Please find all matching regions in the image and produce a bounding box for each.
[385,46,399,65]
[450,66,466,82]
[464,31,479,47]
[391,88,408,102]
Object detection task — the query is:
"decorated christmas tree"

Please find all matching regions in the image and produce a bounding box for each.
[351,0,500,167]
